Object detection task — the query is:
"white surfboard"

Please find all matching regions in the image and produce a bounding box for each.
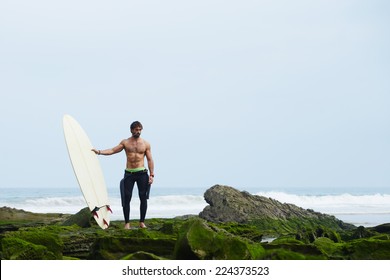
[63,114,111,229]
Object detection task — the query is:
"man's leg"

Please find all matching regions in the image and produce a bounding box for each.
[121,174,135,229]
[137,173,149,228]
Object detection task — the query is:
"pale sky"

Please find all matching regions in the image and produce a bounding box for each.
[1,0,389,190]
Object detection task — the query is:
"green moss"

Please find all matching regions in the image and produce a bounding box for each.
[323,229,342,243]
[62,256,80,260]
[263,240,326,260]
[264,249,307,260]
[174,218,265,260]
[121,251,167,260]
[1,237,57,260]
[89,234,176,260]
[215,222,263,242]
[370,234,390,240]
[159,221,175,235]
[271,236,305,245]
[249,217,347,237]
[344,238,390,259]
[1,226,63,259]
[313,237,346,259]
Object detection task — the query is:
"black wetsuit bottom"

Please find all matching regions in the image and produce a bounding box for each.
[120,170,150,223]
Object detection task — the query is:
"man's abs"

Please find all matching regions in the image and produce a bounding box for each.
[125,151,145,169]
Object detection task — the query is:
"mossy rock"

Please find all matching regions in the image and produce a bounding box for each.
[369,234,390,241]
[295,226,342,243]
[62,256,80,260]
[174,218,265,260]
[343,238,390,259]
[323,229,342,243]
[263,248,307,260]
[158,221,176,235]
[351,226,376,239]
[89,232,176,260]
[341,226,380,241]
[1,226,63,259]
[313,237,346,259]
[3,215,390,260]
[1,237,57,259]
[372,223,390,234]
[250,217,350,237]
[271,236,305,245]
[263,239,326,260]
[62,207,93,228]
[215,222,263,242]
[121,251,167,260]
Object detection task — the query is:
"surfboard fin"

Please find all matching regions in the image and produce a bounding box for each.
[106,205,113,213]
[103,219,109,227]
[92,207,99,218]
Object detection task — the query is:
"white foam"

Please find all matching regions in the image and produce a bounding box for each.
[3,194,208,220]
[256,191,390,214]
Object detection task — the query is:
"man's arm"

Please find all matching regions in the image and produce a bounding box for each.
[145,141,154,184]
[92,141,125,156]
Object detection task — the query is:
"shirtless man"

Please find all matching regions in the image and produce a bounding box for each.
[92,121,154,229]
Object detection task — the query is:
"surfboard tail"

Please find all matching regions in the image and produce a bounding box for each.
[91,207,100,218]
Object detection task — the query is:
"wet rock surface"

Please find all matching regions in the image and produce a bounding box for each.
[1,185,389,260]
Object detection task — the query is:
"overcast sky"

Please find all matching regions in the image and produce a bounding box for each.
[1,0,389,191]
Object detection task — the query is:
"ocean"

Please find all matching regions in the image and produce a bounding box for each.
[0,186,389,227]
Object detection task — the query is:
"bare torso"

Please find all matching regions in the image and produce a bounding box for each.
[121,137,149,169]
[92,133,154,178]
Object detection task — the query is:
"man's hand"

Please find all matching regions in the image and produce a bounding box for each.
[148,175,154,185]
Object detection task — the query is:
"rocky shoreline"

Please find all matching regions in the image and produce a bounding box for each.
[1,185,390,260]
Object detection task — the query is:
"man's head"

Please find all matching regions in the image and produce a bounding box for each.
[130,121,143,138]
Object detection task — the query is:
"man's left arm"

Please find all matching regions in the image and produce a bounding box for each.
[145,142,154,184]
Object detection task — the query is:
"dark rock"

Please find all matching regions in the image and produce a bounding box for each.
[0,224,20,234]
[61,230,96,259]
[89,228,177,260]
[199,185,354,232]
[351,226,375,239]
[62,207,93,228]
[372,223,390,234]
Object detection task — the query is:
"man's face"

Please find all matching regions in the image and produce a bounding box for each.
[131,127,142,138]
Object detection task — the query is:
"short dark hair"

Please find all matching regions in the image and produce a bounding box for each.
[130,121,143,130]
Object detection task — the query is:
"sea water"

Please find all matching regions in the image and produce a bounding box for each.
[0,186,389,227]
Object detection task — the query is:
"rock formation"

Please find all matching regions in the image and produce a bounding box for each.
[199,185,354,231]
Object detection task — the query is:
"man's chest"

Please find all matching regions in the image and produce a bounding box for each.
[125,141,146,154]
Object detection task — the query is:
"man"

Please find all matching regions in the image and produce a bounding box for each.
[92,121,154,229]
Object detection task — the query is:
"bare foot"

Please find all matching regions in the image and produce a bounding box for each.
[139,222,147,229]
[124,223,131,229]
